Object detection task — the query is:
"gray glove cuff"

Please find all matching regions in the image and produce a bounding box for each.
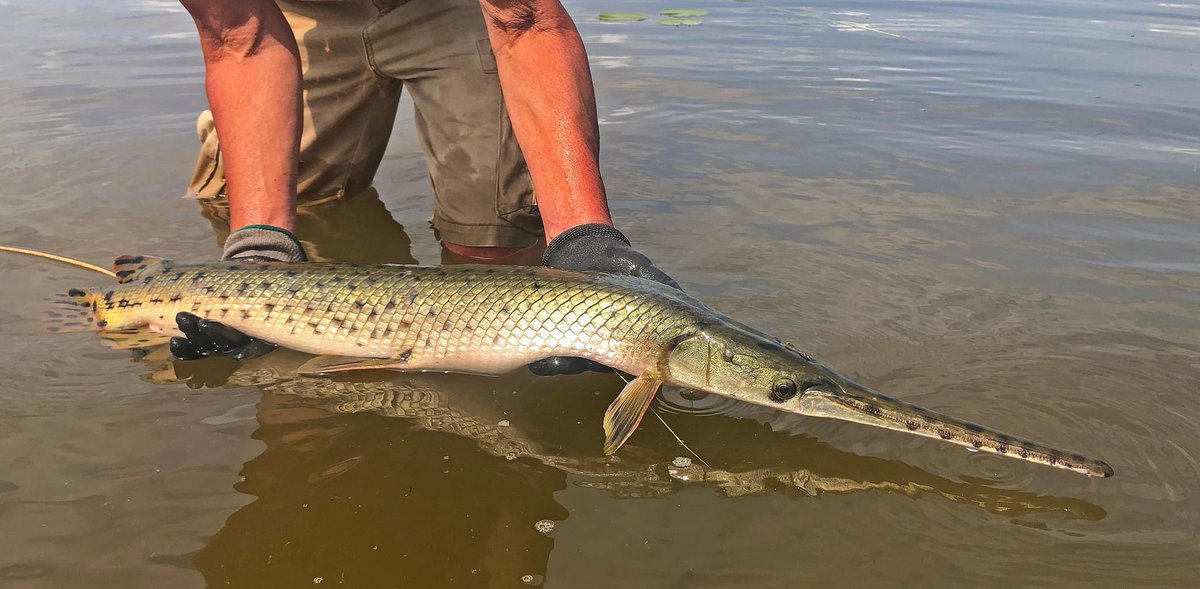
[222,225,308,262]
[542,223,630,264]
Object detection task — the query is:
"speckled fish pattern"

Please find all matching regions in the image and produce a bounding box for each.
[59,258,702,375]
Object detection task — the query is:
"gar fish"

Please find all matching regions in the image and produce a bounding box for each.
[45,255,1113,477]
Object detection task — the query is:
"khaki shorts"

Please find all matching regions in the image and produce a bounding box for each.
[188,0,542,249]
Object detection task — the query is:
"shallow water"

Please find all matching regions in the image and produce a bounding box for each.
[1,0,1198,587]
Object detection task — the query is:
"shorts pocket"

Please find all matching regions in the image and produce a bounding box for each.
[476,38,498,73]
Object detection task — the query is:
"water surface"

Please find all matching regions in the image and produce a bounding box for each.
[1,0,1198,586]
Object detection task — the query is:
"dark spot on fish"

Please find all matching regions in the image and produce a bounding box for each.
[996,445,1008,454]
[426,309,435,317]
[863,404,883,417]
[353,301,365,310]
[237,282,250,292]
[169,294,182,302]
[937,430,952,440]
[287,286,300,294]
[532,282,542,290]
[1018,448,1030,458]
[96,320,108,328]
[331,277,342,284]
[150,298,163,304]
[284,317,294,324]
[173,272,184,281]
[442,320,452,331]
[398,349,412,362]
[260,281,272,288]
[972,439,984,449]
[285,270,297,277]
[905,421,920,431]
[127,256,145,264]
[103,291,114,302]
[355,342,364,347]
[383,326,395,336]
[68,288,86,297]
[143,276,154,285]
[91,301,97,311]
[315,281,326,289]
[263,303,275,313]
[502,305,511,313]
[330,318,343,328]
[385,301,396,310]
[240,310,250,320]
[1063,461,1074,469]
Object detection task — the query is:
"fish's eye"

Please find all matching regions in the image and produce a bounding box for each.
[770,378,798,402]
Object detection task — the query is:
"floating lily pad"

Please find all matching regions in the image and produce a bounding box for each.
[598,12,647,22]
[659,9,709,17]
[660,17,703,26]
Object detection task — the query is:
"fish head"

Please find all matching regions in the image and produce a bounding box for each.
[663,323,842,408]
[662,323,1114,478]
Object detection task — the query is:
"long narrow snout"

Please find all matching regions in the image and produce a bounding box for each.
[796,380,1114,478]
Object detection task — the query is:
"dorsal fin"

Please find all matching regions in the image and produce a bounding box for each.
[112,255,169,284]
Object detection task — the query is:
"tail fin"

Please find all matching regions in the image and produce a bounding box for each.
[43,288,99,333]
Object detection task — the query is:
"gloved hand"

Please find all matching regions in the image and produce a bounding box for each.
[170,225,306,361]
[528,223,679,376]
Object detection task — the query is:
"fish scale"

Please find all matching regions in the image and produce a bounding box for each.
[78,259,699,375]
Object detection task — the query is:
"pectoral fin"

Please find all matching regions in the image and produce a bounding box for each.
[603,370,664,455]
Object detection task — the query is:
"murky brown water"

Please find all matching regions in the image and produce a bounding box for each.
[2,0,1198,587]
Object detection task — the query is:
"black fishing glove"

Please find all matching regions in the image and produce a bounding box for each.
[529,223,679,376]
[170,225,306,361]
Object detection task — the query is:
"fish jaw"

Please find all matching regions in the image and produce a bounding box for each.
[796,381,1114,478]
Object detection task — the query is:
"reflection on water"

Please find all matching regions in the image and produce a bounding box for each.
[140,344,1105,586]
[2,0,1200,587]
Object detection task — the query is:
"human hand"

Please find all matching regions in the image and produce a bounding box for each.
[529,223,678,376]
[170,225,306,361]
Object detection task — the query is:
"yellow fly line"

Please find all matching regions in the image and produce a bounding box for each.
[0,245,116,278]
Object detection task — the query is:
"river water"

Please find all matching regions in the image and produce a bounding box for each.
[1,0,1198,587]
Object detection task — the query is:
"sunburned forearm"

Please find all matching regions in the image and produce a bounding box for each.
[480,0,613,241]
[182,0,301,233]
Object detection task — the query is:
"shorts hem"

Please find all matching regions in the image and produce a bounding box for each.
[431,215,543,249]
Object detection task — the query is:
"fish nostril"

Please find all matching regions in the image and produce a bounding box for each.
[800,377,833,392]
